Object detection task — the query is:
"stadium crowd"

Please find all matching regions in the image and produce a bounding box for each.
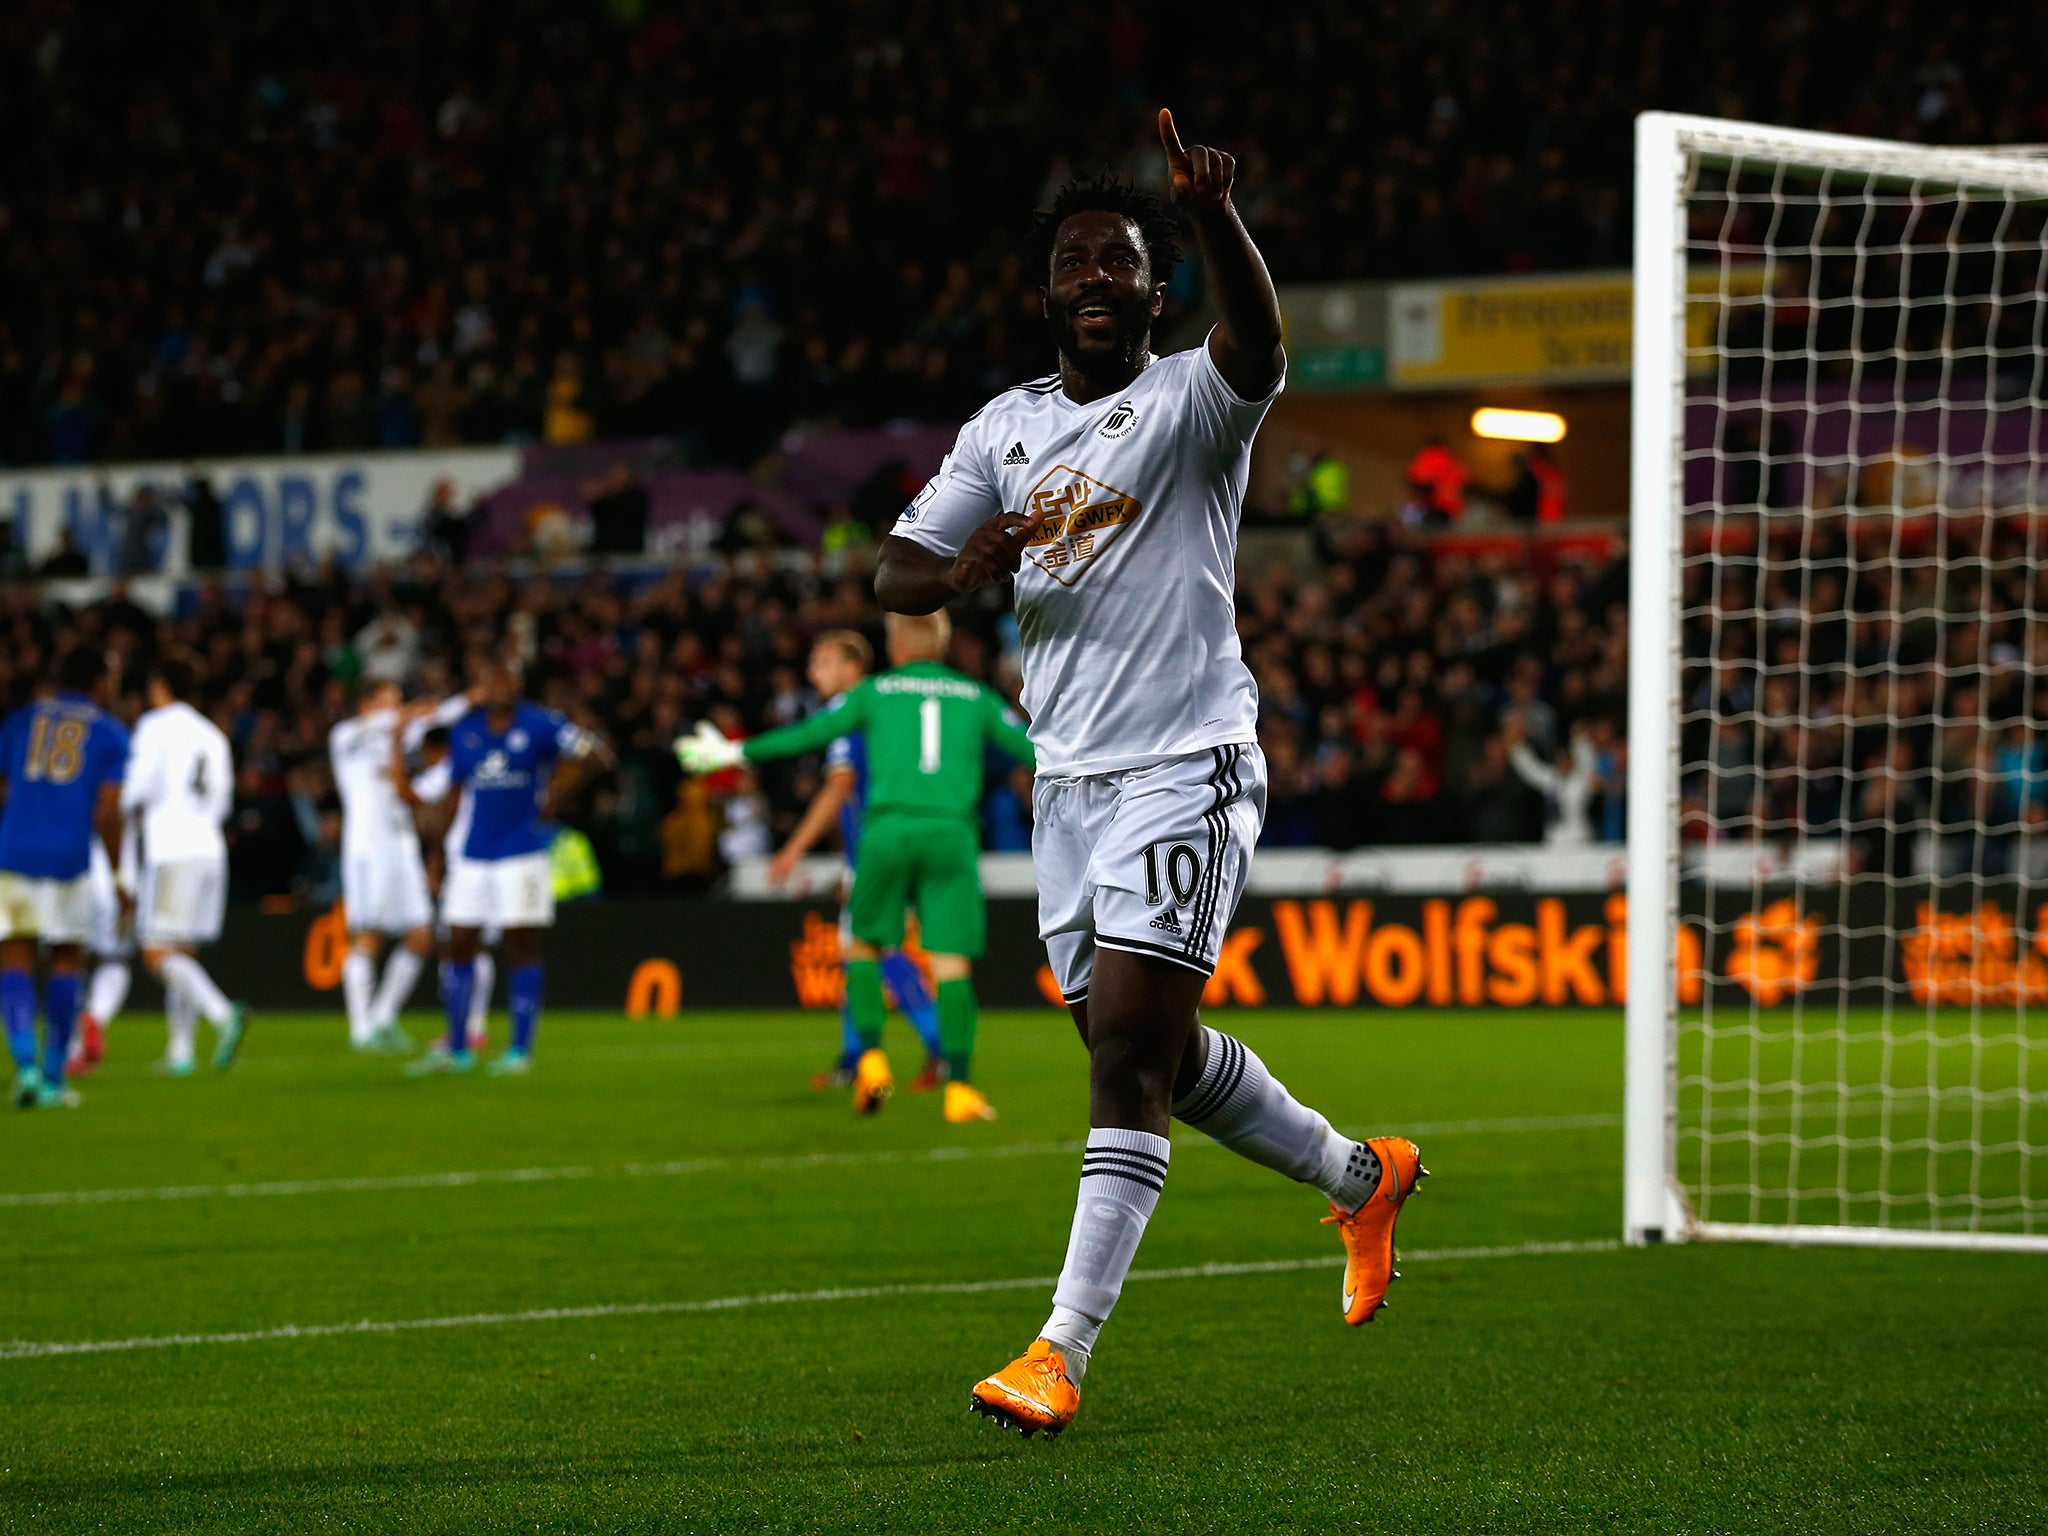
[0,519,1631,901]
[4,0,2039,469]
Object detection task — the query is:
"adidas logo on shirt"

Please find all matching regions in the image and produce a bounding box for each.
[1003,441,1031,465]
[1149,907,1183,935]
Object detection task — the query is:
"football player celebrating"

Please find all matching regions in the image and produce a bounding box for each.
[874,111,1426,1437]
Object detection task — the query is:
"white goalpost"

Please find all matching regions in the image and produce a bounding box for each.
[1626,112,2048,1250]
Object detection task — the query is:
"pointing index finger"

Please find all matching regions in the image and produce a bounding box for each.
[1158,107,1185,161]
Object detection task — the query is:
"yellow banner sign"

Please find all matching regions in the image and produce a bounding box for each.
[1389,272,1634,387]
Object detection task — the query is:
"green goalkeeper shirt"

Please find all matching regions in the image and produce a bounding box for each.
[741,661,1035,823]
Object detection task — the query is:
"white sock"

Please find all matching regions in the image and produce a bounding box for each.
[1173,1026,1380,1211]
[159,952,233,1028]
[1039,1128,1171,1385]
[343,951,376,1043]
[469,952,494,1033]
[87,960,130,1027]
[165,987,198,1067]
[371,947,426,1029]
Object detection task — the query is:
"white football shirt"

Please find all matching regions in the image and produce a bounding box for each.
[891,332,1280,776]
[330,697,468,859]
[122,701,233,863]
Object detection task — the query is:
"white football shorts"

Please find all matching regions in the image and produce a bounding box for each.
[138,857,228,947]
[342,843,434,935]
[1033,742,1266,1003]
[440,851,554,931]
[0,872,96,946]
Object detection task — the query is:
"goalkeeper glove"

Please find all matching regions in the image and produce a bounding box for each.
[675,721,746,775]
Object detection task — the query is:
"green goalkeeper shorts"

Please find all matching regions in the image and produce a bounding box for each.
[847,814,986,959]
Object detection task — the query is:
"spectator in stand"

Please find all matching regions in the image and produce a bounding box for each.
[586,462,650,558]
[1503,445,1567,524]
[1406,438,1468,525]
[184,472,227,573]
[117,485,168,575]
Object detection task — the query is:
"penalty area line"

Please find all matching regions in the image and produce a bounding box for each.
[0,1238,1618,1362]
[0,1112,1621,1211]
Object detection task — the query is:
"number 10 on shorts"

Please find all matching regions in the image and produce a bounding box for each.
[1143,842,1202,908]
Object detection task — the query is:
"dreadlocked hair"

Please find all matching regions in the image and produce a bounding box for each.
[1026,174,1182,286]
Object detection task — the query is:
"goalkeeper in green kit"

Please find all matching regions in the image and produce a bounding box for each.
[677,611,1034,1122]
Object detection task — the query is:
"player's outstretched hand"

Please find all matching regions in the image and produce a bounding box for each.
[675,721,745,775]
[949,511,1037,595]
[1159,108,1233,212]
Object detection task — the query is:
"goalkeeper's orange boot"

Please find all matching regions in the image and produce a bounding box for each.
[851,1047,892,1115]
[1322,1136,1428,1325]
[943,1081,996,1122]
[969,1340,1079,1439]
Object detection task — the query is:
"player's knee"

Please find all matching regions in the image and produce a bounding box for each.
[403,929,434,956]
[845,939,881,962]
[928,952,971,982]
[350,932,382,956]
[1087,1027,1176,1107]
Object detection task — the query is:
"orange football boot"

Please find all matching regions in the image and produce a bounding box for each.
[943,1081,996,1122]
[969,1340,1079,1439]
[851,1047,893,1115]
[1322,1136,1428,1324]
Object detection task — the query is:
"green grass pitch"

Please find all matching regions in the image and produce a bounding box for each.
[2,1006,2041,1533]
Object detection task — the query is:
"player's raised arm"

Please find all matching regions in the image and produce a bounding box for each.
[1159,107,1284,401]
[676,687,873,774]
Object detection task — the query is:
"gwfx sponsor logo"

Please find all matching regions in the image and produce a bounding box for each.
[1018,464,1141,586]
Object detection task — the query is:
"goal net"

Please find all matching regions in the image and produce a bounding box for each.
[1626,113,2048,1250]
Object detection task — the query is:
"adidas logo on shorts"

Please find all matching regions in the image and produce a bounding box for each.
[1003,441,1031,465]
[1149,907,1183,935]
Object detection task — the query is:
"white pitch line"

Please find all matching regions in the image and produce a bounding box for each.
[0,1112,1622,1210]
[0,1238,1619,1362]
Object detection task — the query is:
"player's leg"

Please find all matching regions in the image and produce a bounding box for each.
[1101,748,1425,1324]
[146,860,243,1071]
[484,851,552,1074]
[815,907,864,1091]
[343,931,383,1049]
[368,929,431,1053]
[367,846,435,1052]
[411,924,480,1074]
[878,950,944,1088]
[1,920,41,1106]
[917,820,995,1121]
[844,821,915,1114]
[73,862,129,1074]
[468,936,495,1047]
[160,979,199,1076]
[36,940,86,1107]
[969,774,1109,1435]
[488,925,543,1075]
[78,951,130,1070]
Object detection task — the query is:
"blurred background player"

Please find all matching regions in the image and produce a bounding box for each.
[0,648,130,1109]
[763,630,947,1094]
[680,611,1033,1122]
[126,656,243,1076]
[66,834,139,1078]
[329,682,472,1054]
[406,660,606,1077]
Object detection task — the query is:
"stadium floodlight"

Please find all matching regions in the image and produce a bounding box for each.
[1626,112,2048,1251]
[1471,408,1567,442]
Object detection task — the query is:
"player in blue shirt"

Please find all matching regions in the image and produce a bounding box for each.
[765,632,945,1090]
[0,649,131,1108]
[405,659,607,1076]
